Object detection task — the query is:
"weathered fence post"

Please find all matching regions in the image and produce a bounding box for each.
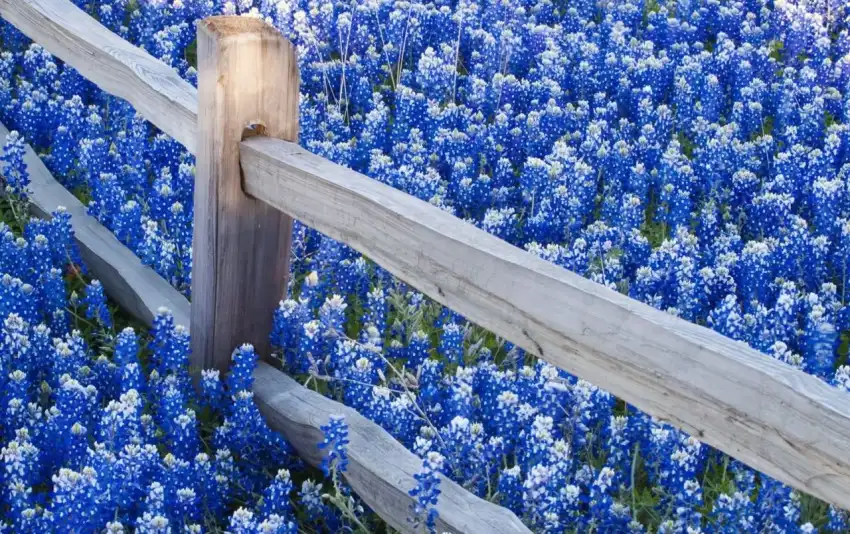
[192,16,299,372]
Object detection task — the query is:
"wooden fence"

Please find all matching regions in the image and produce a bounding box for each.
[2,0,850,526]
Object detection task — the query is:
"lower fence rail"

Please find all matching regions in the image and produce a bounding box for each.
[254,362,532,534]
[0,121,190,327]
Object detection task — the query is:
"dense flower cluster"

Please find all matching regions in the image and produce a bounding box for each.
[3,0,850,532]
[0,142,376,531]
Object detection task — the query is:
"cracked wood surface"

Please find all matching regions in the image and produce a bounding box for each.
[0,0,198,152]
[0,5,531,529]
[0,122,527,534]
[254,361,532,534]
[191,16,296,373]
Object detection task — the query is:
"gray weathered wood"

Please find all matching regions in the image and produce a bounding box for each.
[192,16,297,373]
[0,0,198,152]
[0,121,189,328]
[253,361,532,534]
[240,135,850,510]
[0,8,533,530]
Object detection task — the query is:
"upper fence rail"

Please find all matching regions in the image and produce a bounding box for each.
[3,0,850,514]
[0,0,198,150]
[239,136,850,508]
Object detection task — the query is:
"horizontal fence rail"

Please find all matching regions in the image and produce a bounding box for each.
[0,78,528,534]
[4,0,850,514]
[0,0,198,151]
[239,136,850,508]
[253,362,531,534]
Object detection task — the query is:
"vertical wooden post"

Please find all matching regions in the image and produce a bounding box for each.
[192,17,298,373]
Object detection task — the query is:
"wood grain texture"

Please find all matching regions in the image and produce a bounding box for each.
[0,121,190,328]
[0,0,198,151]
[191,17,296,373]
[240,136,850,509]
[253,361,531,534]
[9,0,850,515]
[0,10,532,529]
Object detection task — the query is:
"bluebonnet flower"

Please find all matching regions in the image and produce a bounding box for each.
[363,286,387,335]
[299,478,333,525]
[260,468,295,519]
[439,322,463,365]
[271,298,310,371]
[1,130,28,198]
[497,465,523,515]
[522,462,558,531]
[5,1,850,531]
[48,467,100,531]
[757,477,801,532]
[709,491,756,533]
[46,207,85,270]
[406,330,432,370]
[409,450,443,534]
[319,294,347,334]
[297,319,325,375]
[226,343,257,394]
[257,514,297,534]
[318,414,349,477]
[228,507,258,533]
[827,505,848,532]
[169,408,200,461]
[805,320,838,379]
[200,368,225,412]
[81,279,112,330]
[113,327,138,364]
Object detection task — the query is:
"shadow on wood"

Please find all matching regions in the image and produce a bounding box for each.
[191,16,296,373]
[4,0,850,515]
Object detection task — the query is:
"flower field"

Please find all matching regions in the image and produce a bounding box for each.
[1,0,850,532]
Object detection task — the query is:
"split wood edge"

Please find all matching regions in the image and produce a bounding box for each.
[0,0,197,151]
[0,120,190,328]
[254,361,532,534]
[191,16,296,373]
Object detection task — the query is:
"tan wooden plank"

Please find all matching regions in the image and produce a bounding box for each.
[240,135,850,509]
[0,121,190,328]
[191,17,296,372]
[0,0,198,152]
[253,361,532,534]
